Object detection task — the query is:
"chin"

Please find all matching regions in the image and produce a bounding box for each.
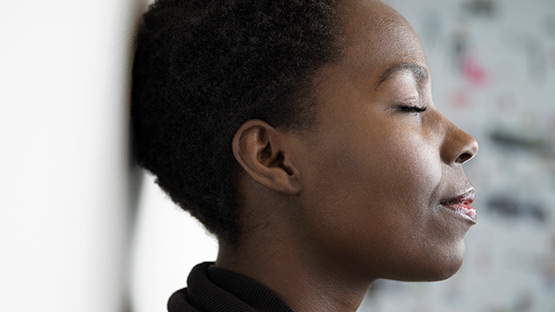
[427,256,464,281]
[418,242,466,282]
[388,241,466,282]
[393,258,464,282]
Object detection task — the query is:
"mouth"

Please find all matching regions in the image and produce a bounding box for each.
[440,189,477,224]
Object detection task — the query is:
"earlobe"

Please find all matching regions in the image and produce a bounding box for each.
[232,120,302,195]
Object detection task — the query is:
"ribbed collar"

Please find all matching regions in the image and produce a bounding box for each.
[168,262,295,312]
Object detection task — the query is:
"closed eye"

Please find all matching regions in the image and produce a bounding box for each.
[398,105,427,113]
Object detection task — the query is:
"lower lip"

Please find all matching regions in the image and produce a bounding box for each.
[442,203,477,223]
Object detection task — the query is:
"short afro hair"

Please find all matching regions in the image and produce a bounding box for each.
[131,0,341,244]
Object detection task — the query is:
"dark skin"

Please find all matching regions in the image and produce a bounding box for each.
[216,0,479,311]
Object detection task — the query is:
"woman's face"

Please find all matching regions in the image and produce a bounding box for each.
[288,0,479,282]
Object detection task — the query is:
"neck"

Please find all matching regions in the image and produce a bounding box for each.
[219,176,375,311]
[215,229,372,312]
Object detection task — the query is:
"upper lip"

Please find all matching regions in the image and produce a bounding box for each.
[440,188,475,206]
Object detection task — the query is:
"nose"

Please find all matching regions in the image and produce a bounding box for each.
[441,120,479,166]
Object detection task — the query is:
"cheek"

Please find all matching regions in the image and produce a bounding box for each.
[296,124,465,280]
[300,126,443,241]
[371,134,441,198]
[333,127,442,213]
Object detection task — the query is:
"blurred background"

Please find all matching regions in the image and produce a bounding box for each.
[1,0,553,311]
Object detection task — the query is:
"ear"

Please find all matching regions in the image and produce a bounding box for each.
[232,119,302,195]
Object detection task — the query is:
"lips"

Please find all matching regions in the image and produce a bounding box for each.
[440,189,476,223]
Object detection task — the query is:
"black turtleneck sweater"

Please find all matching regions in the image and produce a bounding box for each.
[168,262,295,312]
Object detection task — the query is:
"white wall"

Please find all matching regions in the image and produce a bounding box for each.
[0,1,149,311]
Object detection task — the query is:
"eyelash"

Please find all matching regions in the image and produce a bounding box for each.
[398,104,427,113]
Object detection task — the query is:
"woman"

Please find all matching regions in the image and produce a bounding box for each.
[131,0,479,311]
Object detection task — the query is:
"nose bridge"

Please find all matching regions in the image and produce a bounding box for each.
[438,114,479,165]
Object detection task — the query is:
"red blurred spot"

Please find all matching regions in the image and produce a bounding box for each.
[463,54,489,87]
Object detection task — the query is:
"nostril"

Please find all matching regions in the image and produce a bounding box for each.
[441,118,479,165]
[455,152,473,164]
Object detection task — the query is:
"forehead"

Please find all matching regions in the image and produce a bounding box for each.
[332,0,428,82]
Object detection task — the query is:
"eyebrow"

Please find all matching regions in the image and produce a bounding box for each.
[376,63,429,89]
